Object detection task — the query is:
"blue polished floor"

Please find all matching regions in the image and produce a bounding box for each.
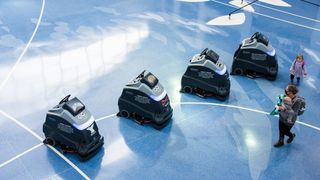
[0,0,319,179]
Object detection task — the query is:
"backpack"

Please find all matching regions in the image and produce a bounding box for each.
[296,96,306,116]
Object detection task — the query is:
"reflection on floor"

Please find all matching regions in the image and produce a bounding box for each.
[0,0,320,179]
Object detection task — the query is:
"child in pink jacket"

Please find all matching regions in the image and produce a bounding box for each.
[290,53,307,85]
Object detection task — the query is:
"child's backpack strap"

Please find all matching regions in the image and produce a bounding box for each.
[293,59,305,69]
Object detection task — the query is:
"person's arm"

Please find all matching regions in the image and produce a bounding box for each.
[290,60,295,74]
[287,108,295,124]
[278,104,286,111]
[303,61,307,76]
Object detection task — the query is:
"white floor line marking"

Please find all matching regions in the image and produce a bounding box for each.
[47,145,90,180]
[0,110,43,141]
[0,110,90,180]
[171,101,320,132]
[210,0,320,32]
[0,102,318,173]
[172,101,270,115]
[0,0,46,92]
[253,11,320,32]
[95,113,117,122]
[296,121,320,131]
[0,143,43,168]
[253,3,320,23]
[0,112,117,172]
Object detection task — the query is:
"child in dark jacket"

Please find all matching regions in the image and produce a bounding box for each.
[279,97,296,125]
[290,53,307,85]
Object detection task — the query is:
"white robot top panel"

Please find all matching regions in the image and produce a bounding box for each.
[48,96,95,130]
[125,71,167,101]
[241,32,275,57]
[190,48,227,75]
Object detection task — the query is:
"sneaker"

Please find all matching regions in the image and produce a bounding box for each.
[287,133,296,144]
[273,139,284,147]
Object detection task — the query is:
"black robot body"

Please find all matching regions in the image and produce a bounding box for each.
[231,32,278,81]
[117,70,173,129]
[43,95,104,161]
[181,48,230,101]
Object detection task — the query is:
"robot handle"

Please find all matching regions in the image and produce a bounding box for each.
[59,94,71,104]
[251,32,259,40]
[137,70,146,79]
[200,48,208,56]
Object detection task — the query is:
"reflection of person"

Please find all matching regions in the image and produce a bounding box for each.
[290,53,307,85]
[274,85,300,147]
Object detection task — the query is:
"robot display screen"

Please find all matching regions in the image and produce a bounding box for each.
[206,49,219,63]
[255,33,269,46]
[64,98,86,116]
[143,73,158,88]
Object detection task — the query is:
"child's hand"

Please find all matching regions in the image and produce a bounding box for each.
[290,69,294,74]
[304,72,308,78]
[278,105,285,111]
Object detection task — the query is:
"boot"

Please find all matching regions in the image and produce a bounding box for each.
[287,133,296,144]
[273,138,284,148]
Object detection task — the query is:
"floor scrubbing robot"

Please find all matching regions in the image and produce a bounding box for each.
[231,32,278,81]
[43,95,104,161]
[181,48,230,101]
[117,70,173,129]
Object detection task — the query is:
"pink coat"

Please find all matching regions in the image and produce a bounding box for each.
[290,60,307,78]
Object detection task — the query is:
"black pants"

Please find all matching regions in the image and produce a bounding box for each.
[290,74,300,82]
[279,120,294,139]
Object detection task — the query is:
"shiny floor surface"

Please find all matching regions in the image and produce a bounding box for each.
[0,0,320,179]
